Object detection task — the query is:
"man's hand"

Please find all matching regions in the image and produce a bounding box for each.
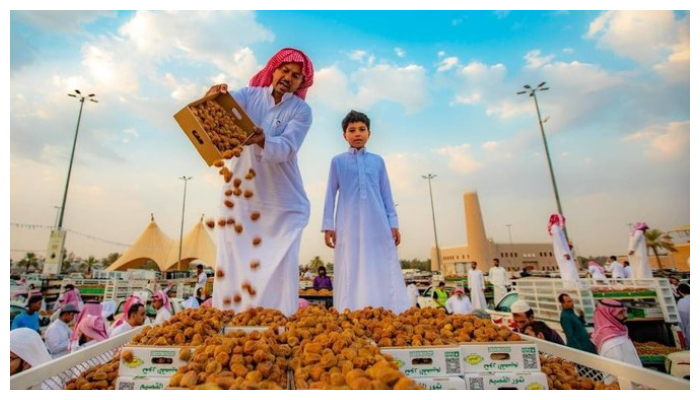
[628,250,634,256]
[392,228,401,246]
[247,126,266,148]
[564,254,571,260]
[206,83,228,96]
[324,230,336,249]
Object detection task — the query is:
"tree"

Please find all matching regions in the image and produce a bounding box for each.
[645,229,677,269]
[102,253,122,268]
[81,256,99,274]
[18,252,39,273]
[309,256,324,271]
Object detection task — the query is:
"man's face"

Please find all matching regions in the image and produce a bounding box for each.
[318,268,326,276]
[523,326,545,340]
[271,62,303,97]
[29,300,42,313]
[471,263,477,270]
[561,295,574,310]
[60,312,76,323]
[494,260,500,267]
[614,309,627,323]
[152,297,163,310]
[513,312,533,330]
[132,306,146,326]
[344,122,370,149]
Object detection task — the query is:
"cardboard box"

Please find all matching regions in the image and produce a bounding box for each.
[464,372,549,390]
[119,346,196,377]
[380,346,462,377]
[414,377,467,390]
[116,376,171,390]
[173,92,255,166]
[223,326,285,335]
[459,341,540,373]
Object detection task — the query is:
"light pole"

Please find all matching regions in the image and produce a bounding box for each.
[53,206,62,228]
[44,90,97,275]
[177,176,193,270]
[506,224,513,269]
[58,90,98,229]
[422,174,442,272]
[517,82,568,242]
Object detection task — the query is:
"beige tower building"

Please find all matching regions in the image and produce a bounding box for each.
[430,191,559,275]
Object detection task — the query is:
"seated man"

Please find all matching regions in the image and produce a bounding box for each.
[522,321,565,345]
[312,266,333,290]
[511,299,564,344]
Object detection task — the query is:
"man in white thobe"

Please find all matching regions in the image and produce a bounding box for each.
[628,222,653,279]
[209,48,315,316]
[623,261,632,279]
[609,256,625,281]
[467,262,488,310]
[488,258,511,305]
[44,304,78,358]
[548,214,579,282]
[406,281,420,308]
[445,288,473,315]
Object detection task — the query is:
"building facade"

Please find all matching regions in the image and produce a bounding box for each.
[430,191,560,275]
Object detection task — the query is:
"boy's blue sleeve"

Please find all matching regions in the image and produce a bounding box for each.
[379,158,399,229]
[321,157,339,231]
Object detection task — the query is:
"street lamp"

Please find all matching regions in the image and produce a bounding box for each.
[44,90,97,275]
[517,82,568,242]
[58,90,98,229]
[177,176,193,270]
[422,174,442,272]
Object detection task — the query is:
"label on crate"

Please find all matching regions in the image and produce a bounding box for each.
[380,347,462,377]
[460,341,540,373]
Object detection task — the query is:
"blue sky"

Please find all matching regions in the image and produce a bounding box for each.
[9,10,690,266]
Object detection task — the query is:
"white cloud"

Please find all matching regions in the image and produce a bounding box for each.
[482,141,499,151]
[437,56,459,72]
[437,51,446,58]
[82,44,140,94]
[433,144,483,174]
[308,65,352,111]
[451,61,507,108]
[394,47,406,58]
[354,64,428,113]
[313,62,429,113]
[622,121,689,160]
[122,128,139,144]
[562,48,575,54]
[524,50,554,68]
[349,50,368,61]
[14,11,116,32]
[587,10,687,68]
[119,11,273,62]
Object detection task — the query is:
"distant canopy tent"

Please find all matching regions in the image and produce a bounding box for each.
[165,217,216,271]
[106,215,215,272]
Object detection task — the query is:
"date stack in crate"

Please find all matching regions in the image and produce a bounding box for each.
[116,308,235,390]
[374,310,548,390]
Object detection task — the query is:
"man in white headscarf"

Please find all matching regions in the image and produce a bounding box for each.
[548,214,579,282]
[10,328,62,389]
[11,328,52,375]
[628,222,653,279]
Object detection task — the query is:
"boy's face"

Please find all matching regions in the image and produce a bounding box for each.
[344,121,370,149]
